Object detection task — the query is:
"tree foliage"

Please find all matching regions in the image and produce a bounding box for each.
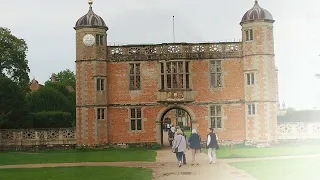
[0,27,30,92]
[278,110,320,123]
[44,81,76,124]
[53,69,76,89]
[32,111,72,128]
[27,86,72,113]
[0,76,29,128]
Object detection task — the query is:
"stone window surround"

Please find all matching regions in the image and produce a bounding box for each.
[159,60,191,90]
[205,104,227,131]
[128,63,141,91]
[95,34,104,46]
[96,78,105,91]
[247,103,257,115]
[245,29,254,42]
[209,59,224,89]
[125,107,147,134]
[246,72,255,85]
[96,108,106,120]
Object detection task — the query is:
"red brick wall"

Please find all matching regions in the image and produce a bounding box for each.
[192,59,244,101]
[107,61,158,104]
[108,106,162,143]
[106,59,246,143]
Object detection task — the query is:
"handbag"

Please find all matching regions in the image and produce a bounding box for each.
[216,144,220,150]
[173,137,182,153]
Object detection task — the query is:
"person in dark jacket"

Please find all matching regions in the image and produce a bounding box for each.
[206,128,218,164]
[188,129,201,165]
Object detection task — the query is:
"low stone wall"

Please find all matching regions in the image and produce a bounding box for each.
[1,122,320,150]
[0,128,76,150]
[277,122,320,140]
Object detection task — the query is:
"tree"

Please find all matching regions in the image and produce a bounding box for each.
[27,86,72,113]
[26,86,75,128]
[52,69,76,89]
[44,81,76,124]
[0,27,30,93]
[0,76,29,128]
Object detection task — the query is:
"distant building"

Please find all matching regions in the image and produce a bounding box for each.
[74,0,278,146]
[29,73,74,92]
[29,78,43,92]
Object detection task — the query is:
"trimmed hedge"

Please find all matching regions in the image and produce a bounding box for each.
[32,111,72,128]
[27,86,72,113]
[278,110,320,123]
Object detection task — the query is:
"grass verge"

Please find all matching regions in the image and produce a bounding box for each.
[0,166,152,180]
[203,144,320,158]
[0,148,156,165]
[230,157,320,180]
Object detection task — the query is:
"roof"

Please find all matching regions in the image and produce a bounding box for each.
[241,0,274,24]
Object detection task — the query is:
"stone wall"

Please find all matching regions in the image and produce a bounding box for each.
[0,128,76,149]
[277,122,320,140]
[1,122,320,149]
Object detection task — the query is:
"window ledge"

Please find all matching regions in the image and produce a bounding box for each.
[158,88,193,92]
[129,89,142,91]
[128,130,144,134]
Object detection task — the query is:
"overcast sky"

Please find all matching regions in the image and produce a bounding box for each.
[1,0,320,110]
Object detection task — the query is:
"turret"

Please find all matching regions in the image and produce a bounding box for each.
[241,1,277,143]
[74,0,108,146]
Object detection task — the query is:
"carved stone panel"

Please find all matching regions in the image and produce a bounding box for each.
[167,91,184,100]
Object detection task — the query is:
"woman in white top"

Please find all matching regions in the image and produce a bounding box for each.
[171,129,187,167]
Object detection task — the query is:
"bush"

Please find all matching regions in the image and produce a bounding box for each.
[27,86,72,113]
[183,126,191,130]
[0,76,29,129]
[151,143,162,150]
[32,111,72,128]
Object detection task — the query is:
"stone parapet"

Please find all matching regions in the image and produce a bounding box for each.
[0,128,76,149]
[107,42,242,62]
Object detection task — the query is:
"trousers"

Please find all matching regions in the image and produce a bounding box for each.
[175,152,183,162]
[191,148,200,164]
[208,148,216,163]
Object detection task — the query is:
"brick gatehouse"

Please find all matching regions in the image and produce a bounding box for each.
[74,0,278,146]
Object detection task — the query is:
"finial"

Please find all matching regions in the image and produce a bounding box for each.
[255,0,258,4]
[88,0,93,10]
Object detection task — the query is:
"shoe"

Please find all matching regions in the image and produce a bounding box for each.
[191,164,195,166]
[178,161,182,167]
[209,161,212,164]
[196,163,199,166]
[183,162,187,165]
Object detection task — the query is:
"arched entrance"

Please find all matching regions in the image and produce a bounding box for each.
[156,105,196,146]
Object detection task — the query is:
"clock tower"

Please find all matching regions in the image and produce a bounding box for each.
[74,0,108,146]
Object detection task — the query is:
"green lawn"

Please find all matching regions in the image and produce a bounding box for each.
[207,144,320,158]
[0,148,156,165]
[184,130,191,138]
[0,166,152,180]
[230,157,320,180]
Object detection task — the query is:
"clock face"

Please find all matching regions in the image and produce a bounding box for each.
[83,34,95,46]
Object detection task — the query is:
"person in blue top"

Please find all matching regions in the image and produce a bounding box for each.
[188,129,201,166]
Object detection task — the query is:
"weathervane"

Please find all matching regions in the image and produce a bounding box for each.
[88,0,93,8]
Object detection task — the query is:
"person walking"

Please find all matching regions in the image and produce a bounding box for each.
[168,127,175,147]
[188,129,201,166]
[206,128,218,164]
[181,128,188,165]
[172,129,187,167]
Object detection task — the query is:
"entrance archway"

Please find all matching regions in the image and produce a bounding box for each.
[156,105,196,146]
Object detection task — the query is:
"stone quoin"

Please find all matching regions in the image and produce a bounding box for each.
[74,0,278,146]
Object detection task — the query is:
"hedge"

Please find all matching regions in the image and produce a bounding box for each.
[32,111,72,128]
